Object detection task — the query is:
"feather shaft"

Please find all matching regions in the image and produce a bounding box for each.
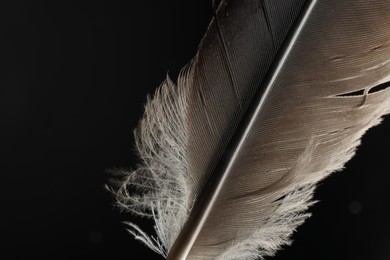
[166,1,317,259]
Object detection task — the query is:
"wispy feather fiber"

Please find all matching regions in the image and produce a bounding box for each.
[112,75,191,256]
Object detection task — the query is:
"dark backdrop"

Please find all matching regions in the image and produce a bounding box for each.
[1,1,389,259]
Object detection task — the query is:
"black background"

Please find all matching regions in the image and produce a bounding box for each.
[1,1,389,259]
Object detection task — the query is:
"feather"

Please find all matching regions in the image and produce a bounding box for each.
[109,0,390,259]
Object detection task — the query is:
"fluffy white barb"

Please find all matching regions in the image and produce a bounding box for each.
[109,75,191,256]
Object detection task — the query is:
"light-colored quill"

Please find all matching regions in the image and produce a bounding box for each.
[109,0,390,259]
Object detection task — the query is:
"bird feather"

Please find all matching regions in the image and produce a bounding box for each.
[109,0,390,259]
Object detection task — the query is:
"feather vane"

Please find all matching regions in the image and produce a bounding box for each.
[110,0,390,259]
